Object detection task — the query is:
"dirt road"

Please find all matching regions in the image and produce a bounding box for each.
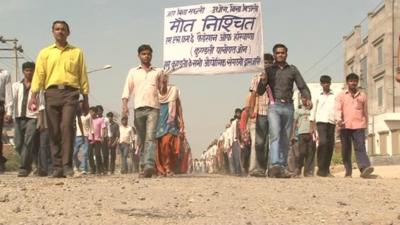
[0,168,399,225]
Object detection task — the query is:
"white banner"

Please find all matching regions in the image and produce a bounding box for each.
[163,2,264,75]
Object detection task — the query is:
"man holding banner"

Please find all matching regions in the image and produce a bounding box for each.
[257,44,311,178]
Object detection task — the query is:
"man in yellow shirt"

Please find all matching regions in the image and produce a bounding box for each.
[28,20,89,178]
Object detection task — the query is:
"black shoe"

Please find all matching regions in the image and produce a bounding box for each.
[63,167,74,177]
[278,168,293,178]
[267,165,281,178]
[38,170,48,177]
[143,167,155,178]
[17,169,31,177]
[316,170,327,177]
[0,156,7,173]
[360,166,374,178]
[249,170,265,177]
[50,170,66,178]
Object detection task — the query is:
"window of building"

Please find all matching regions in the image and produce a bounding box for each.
[377,44,383,66]
[360,57,368,89]
[377,86,383,107]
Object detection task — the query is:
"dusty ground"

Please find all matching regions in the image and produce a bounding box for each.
[0,166,400,225]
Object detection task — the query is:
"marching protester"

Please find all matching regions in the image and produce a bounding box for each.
[0,69,12,173]
[106,112,119,175]
[230,109,242,175]
[35,91,52,176]
[155,79,185,176]
[311,75,336,177]
[239,104,251,175]
[88,106,105,175]
[119,116,134,174]
[248,53,274,177]
[6,62,40,177]
[73,100,91,175]
[335,73,374,178]
[29,20,89,178]
[95,105,109,174]
[222,123,232,174]
[292,96,315,177]
[121,44,166,178]
[257,44,311,178]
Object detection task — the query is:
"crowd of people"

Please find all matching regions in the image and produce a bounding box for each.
[0,20,191,178]
[197,44,379,179]
[0,20,399,179]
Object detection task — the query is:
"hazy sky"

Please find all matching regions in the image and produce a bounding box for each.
[0,0,381,157]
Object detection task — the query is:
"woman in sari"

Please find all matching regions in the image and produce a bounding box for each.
[155,81,184,176]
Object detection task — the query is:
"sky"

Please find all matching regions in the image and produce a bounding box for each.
[0,0,382,157]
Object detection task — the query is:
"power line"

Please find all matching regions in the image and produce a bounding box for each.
[18,51,34,62]
[307,12,393,82]
[303,0,384,81]
[0,59,15,71]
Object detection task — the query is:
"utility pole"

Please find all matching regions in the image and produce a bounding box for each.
[0,36,24,82]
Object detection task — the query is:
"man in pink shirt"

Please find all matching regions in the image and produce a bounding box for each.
[88,106,105,175]
[335,73,374,178]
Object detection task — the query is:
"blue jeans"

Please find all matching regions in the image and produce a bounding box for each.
[134,107,159,171]
[119,143,130,173]
[268,103,294,168]
[73,136,89,172]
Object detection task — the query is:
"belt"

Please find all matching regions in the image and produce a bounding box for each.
[275,98,293,103]
[47,85,77,91]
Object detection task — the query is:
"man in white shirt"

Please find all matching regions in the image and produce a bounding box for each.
[310,75,336,177]
[0,69,12,173]
[121,44,166,178]
[6,62,41,177]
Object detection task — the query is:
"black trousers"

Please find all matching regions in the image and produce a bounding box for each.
[102,137,109,172]
[88,141,103,174]
[316,122,336,175]
[109,145,117,173]
[296,133,316,175]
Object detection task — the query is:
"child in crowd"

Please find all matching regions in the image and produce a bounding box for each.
[119,117,134,174]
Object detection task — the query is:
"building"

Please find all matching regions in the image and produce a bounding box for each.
[343,0,400,164]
